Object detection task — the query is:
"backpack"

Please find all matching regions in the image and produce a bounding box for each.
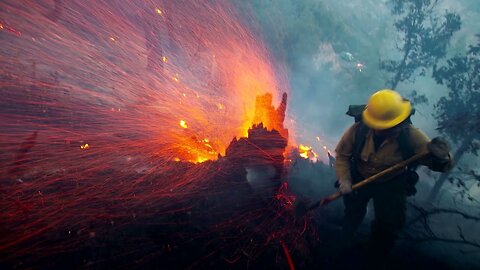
[345,104,419,196]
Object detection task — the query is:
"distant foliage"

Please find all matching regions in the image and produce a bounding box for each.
[428,34,480,201]
[381,0,461,89]
[433,34,480,154]
[408,89,429,105]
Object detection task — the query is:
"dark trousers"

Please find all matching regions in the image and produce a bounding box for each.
[342,176,407,266]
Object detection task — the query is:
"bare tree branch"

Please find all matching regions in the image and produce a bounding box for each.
[407,202,480,226]
[403,202,480,251]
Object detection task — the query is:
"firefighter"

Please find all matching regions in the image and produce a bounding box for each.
[334,89,452,267]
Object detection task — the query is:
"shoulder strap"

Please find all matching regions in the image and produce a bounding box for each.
[352,122,370,162]
[397,124,418,169]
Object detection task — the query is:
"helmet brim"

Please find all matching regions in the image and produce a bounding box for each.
[362,100,412,130]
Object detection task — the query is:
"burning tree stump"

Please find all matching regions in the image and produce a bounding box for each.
[225,92,288,180]
[253,92,288,140]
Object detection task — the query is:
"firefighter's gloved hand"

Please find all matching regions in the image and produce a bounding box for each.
[428,137,450,162]
[339,180,353,194]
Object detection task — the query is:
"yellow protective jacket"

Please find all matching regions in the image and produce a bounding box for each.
[334,123,452,185]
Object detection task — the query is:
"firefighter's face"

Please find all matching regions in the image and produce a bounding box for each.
[373,125,402,138]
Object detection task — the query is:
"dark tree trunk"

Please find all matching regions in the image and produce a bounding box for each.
[427,140,469,201]
[390,51,409,90]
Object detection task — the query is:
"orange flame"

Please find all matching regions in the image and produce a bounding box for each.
[298,144,317,160]
[149,2,288,163]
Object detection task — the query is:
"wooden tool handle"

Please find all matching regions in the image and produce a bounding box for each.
[317,151,431,207]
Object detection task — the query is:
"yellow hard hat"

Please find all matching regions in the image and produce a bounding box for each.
[362,89,412,130]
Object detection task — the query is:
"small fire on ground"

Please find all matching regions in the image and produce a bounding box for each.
[297,136,334,163]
